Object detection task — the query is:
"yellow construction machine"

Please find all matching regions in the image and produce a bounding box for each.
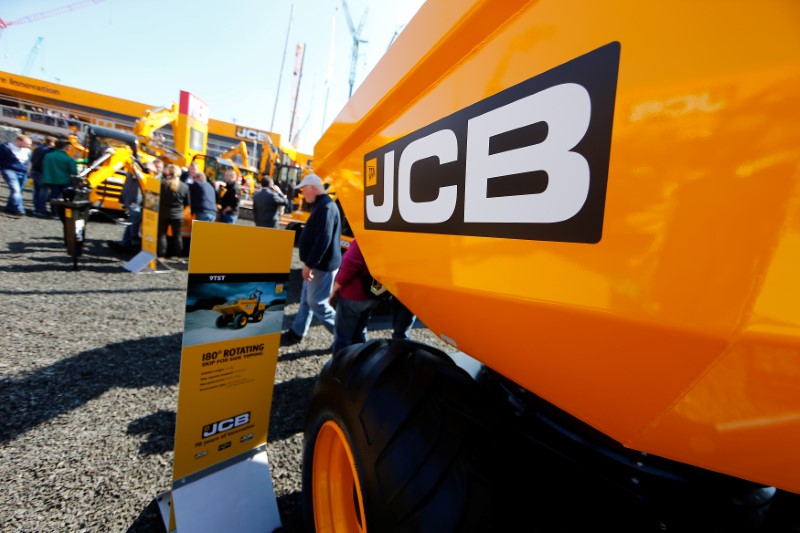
[212,290,266,329]
[66,133,87,162]
[133,102,185,166]
[79,103,181,212]
[298,0,800,531]
[212,140,258,196]
[78,126,155,211]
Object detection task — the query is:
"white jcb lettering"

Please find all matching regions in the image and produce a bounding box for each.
[218,418,235,432]
[236,128,267,142]
[202,412,250,438]
[366,151,394,223]
[398,129,458,224]
[465,83,591,223]
[367,84,591,227]
[202,423,217,438]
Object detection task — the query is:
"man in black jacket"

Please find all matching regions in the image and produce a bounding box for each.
[281,173,342,347]
[218,169,241,224]
[252,176,289,229]
[189,171,218,222]
[29,136,56,217]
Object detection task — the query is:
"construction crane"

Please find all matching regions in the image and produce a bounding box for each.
[22,37,44,76]
[0,0,105,33]
[340,0,368,98]
[288,42,306,147]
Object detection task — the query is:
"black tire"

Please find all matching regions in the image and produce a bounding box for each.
[253,311,264,322]
[302,339,493,532]
[215,315,228,328]
[233,313,248,329]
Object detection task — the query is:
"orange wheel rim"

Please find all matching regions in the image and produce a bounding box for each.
[312,420,367,532]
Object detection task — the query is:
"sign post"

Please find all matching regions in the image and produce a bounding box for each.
[125,175,161,272]
[157,222,294,532]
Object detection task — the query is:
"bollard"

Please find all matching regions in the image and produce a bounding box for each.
[51,182,93,271]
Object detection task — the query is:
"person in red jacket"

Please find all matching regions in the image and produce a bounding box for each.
[328,238,380,355]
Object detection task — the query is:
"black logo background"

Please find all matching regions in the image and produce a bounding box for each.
[363,42,620,244]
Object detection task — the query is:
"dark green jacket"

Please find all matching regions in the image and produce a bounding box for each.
[42,149,77,186]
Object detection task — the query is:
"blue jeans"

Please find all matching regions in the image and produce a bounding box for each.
[48,184,67,216]
[291,268,337,337]
[3,169,27,214]
[332,297,379,355]
[30,170,49,215]
[121,204,142,248]
[195,211,217,222]
[219,213,238,224]
[391,298,417,340]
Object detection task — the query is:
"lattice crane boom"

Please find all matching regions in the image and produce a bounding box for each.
[1,0,105,31]
[340,0,368,98]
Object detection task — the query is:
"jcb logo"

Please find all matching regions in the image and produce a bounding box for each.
[236,128,268,143]
[202,412,250,438]
[364,42,620,243]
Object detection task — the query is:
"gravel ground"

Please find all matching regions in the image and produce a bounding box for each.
[0,187,447,533]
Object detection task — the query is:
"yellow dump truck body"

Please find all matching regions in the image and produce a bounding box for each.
[314,0,800,494]
[212,298,265,318]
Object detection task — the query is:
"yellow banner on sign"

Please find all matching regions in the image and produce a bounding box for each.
[141,177,160,269]
[172,222,294,482]
[172,337,279,480]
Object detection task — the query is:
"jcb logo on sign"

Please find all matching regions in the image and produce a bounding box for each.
[236,128,268,143]
[202,412,250,438]
[364,42,620,244]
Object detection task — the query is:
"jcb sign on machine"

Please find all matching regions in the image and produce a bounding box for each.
[365,43,618,244]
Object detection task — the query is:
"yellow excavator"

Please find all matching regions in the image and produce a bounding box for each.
[76,103,181,212]
[132,103,185,167]
[77,126,156,212]
[202,140,258,196]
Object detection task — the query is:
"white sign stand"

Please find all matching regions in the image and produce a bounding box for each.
[157,447,282,532]
[123,251,158,273]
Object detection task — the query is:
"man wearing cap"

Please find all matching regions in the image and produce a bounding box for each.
[281,173,342,347]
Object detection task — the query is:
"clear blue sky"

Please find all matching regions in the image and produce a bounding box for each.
[0,0,426,154]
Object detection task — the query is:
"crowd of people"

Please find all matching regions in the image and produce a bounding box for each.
[1,133,77,219]
[115,159,267,261]
[2,132,418,353]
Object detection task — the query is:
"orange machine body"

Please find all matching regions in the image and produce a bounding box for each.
[314,0,800,493]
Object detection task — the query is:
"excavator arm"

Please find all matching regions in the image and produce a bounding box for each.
[259,135,281,177]
[133,103,179,139]
[76,144,150,209]
[66,133,87,162]
[133,102,186,167]
[218,140,250,169]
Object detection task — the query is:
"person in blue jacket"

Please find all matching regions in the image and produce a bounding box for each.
[0,134,33,217]
[281,173,342,347]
